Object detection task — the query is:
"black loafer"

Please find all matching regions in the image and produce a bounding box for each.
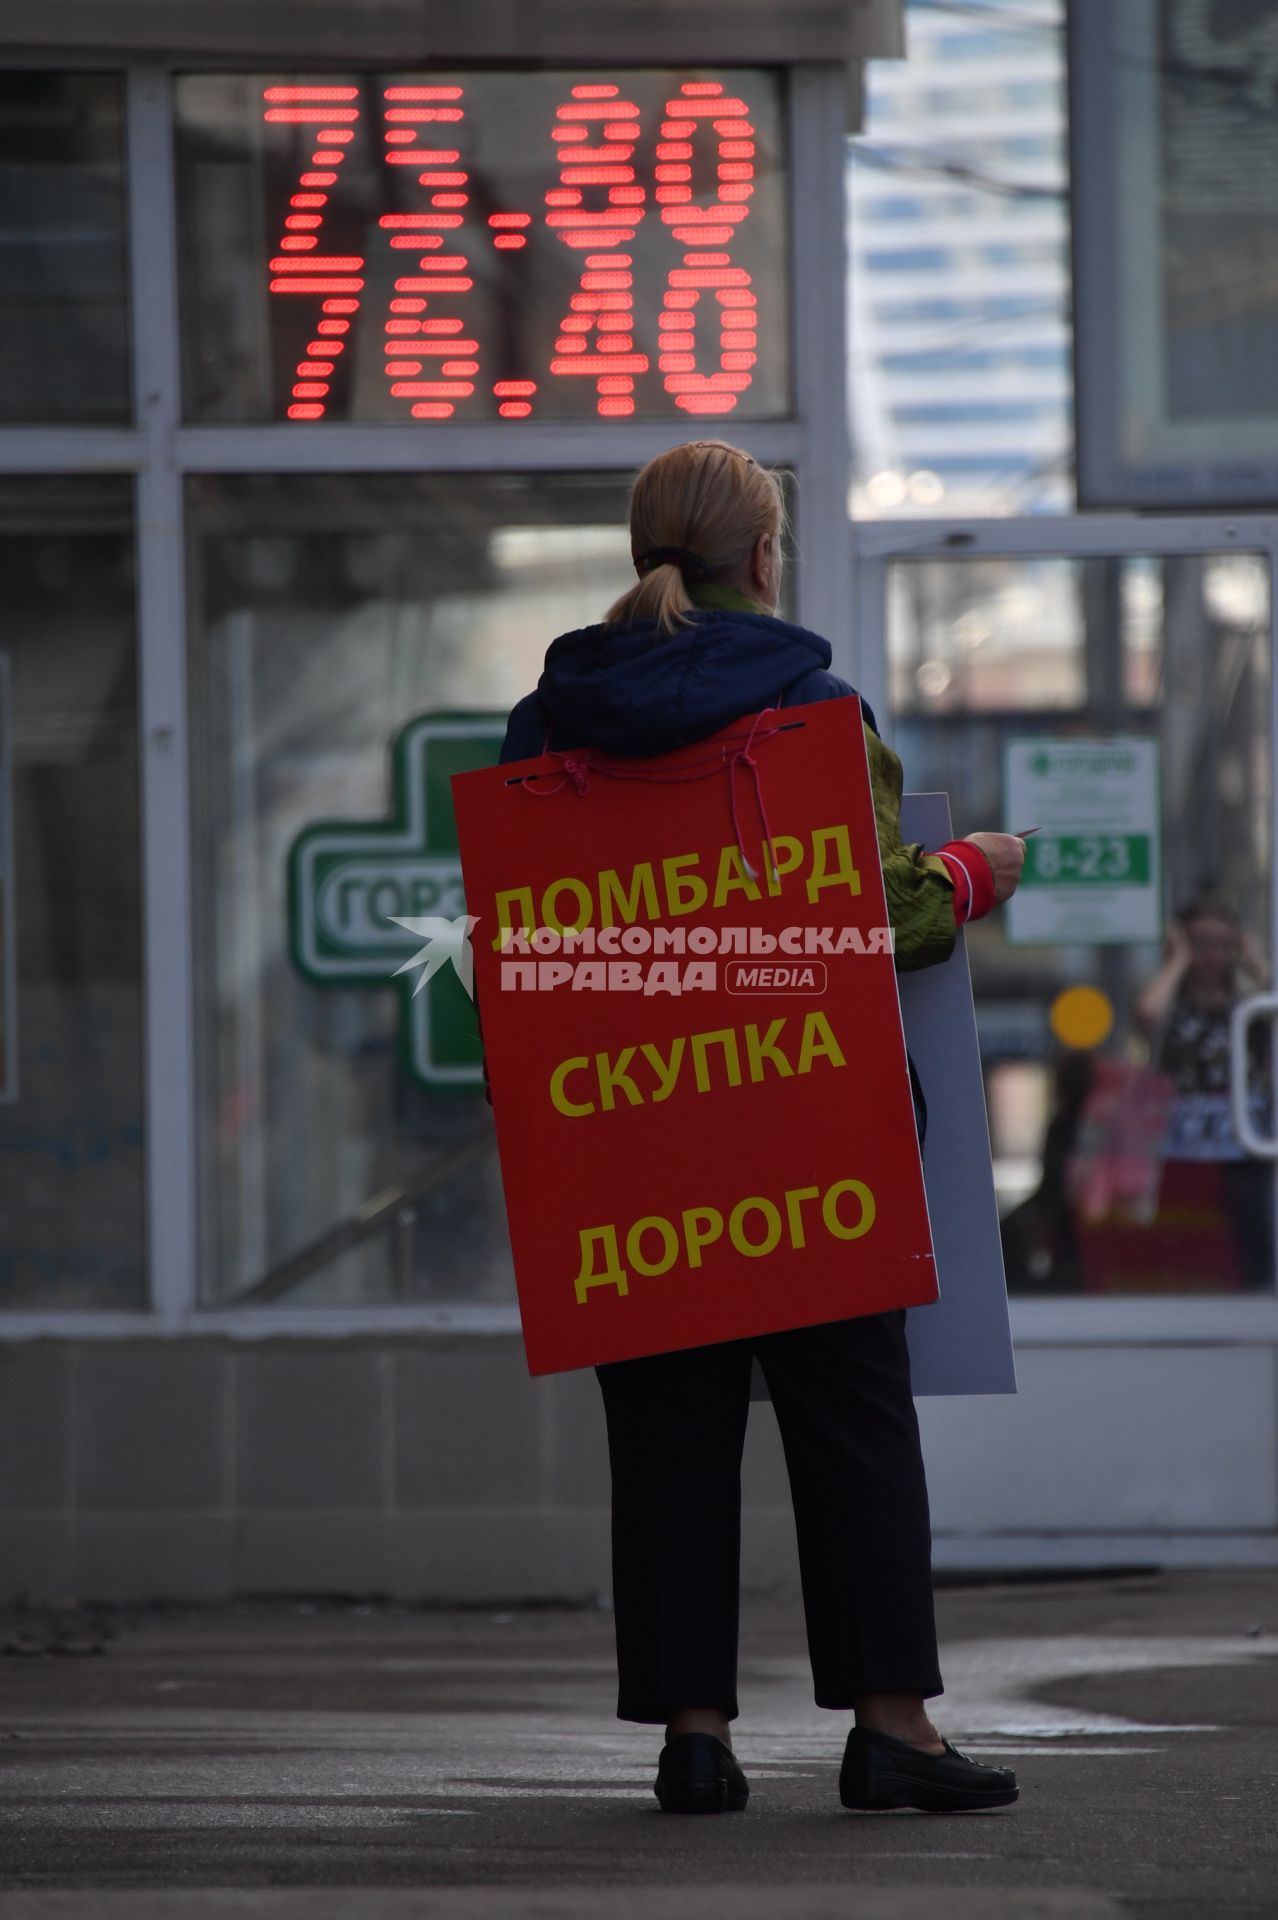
[654,1732,749,1814]
[840,1726,1018,1812]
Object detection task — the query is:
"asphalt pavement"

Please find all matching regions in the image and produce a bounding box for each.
[1,1569,1276,1920]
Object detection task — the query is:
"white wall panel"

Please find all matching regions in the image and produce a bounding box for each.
[918,1345,1278,1534]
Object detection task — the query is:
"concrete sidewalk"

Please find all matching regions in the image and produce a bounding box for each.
[1,1571,1276,1919]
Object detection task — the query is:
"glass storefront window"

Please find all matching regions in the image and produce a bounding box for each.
[1072,0,1278,509]
[0,477,144,1307]
[0,74,131,424]
[888,547,1274,1297]
[187,471,637,1307]
[174,70,788,424]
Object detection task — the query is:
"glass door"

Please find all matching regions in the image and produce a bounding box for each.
[853,516,1278,1304]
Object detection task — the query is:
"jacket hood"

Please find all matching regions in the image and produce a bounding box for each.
[534,609,833,757]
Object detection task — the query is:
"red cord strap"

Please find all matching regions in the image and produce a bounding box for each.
[516,710,788,883]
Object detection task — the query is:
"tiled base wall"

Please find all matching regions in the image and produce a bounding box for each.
[3,1338,1276,1603]
[0,1337,803,1604]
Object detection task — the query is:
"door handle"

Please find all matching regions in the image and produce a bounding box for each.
[1229,992,1278,1158]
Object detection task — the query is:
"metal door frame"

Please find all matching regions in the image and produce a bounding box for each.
[851,512,1278,1349]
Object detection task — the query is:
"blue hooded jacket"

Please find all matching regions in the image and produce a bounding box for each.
[500,605,873,763]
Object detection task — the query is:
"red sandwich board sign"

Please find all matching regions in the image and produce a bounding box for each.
[451,698,936,1376]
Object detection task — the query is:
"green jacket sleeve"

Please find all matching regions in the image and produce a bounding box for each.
[864,723,958,973]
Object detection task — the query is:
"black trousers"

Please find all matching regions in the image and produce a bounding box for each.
[595,1308,944,1723]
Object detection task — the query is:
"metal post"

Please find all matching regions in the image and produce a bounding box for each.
[788,65,854,667]
[127,68,199,1328]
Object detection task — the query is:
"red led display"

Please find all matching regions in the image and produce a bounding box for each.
[375,84,477,417]
[653,81,756,414]
[262,85,367,417]
[545,84,646,417]
[244,70,784,424]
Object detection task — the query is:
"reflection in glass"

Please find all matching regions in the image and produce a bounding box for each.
[0,74,130,424]
[1128,895,1272,1289]
[187,472,635,1307]
[849,0,1073,518]
[888,548,1273,1294]
[1156,0,1278,427]
[0,478,143,1307]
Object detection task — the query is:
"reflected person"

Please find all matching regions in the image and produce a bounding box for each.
[1133,893,1272,1290]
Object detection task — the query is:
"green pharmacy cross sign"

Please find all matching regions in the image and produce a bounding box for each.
[288,712,506,1088]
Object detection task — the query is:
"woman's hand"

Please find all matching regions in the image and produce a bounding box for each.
[963,832,1026,906]
[1163,920,1192,969]
[1239,927,1269,986]
[1133,921,1194,1036]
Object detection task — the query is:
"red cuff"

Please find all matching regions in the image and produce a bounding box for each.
[934,840,997,925]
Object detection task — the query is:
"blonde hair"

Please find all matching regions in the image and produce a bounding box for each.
[605,439,786,636]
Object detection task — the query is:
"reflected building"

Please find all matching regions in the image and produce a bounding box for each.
[848,0,1072,519]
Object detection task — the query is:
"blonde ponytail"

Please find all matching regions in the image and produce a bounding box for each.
[606,559,695,635]
[605,439,785,636]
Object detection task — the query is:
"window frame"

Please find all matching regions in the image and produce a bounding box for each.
[0,59,849,1336]
[853,509,1278,1352]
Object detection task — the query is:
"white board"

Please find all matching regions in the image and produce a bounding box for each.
[752,792,1016,1400]
[895,793,1017,1396]
[1004,735,1161,946]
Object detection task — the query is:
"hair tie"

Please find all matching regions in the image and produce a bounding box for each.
[637,545,713,581]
